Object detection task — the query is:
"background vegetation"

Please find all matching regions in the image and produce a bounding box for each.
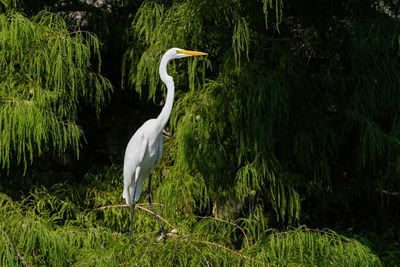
[0,0,399,265]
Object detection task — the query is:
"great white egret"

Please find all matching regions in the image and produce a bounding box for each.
[123,48,207,236]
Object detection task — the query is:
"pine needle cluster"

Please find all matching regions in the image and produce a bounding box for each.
[0,166,383,266]
[123,0,400,235]
[0,7,112,171]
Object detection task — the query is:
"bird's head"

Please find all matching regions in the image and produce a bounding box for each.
[165,47,208,60]
[159,48,207,80]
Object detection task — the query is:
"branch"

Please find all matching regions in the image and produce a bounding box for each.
[191,240,266,265]
[134,237,156,267]
[203,216,250,248]
[366,20,377,40]
[188,243,211,267]
[376,188,400,197]
[6,198,23,217]
[89,203,174,229]
[0,99,32,105]
[135,205,174,229]
[91,204,127,211]
[267,227,356,245]
[15,249,30,267]
[10,241,30,267]
[162,128,171,139]
[135,231,159,242]
[183,232,232,248]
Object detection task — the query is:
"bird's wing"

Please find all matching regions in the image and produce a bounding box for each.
[156,135,163,164]
[136,132,148,163]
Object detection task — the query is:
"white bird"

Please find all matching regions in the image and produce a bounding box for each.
[123,48,207,236]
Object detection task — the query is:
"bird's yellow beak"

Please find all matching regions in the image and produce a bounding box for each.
[177,50,208,56]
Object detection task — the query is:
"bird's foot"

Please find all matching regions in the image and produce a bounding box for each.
[156,229,169,241]
[156,228,169,236]
[155,229,179,241]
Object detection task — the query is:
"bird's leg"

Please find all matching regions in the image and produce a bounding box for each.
[130,201,135,237]
[130,180,137,237]
[147,174,168,235]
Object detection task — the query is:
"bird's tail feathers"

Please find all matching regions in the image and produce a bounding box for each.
[123,186,130,205]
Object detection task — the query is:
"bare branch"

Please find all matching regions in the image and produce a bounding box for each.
[89,203,174,229]
[136,205,174,229]
[134,238,156,267]
[191,240,265,265]
[376,188,400,197]
[0,99,32,105]
[10,241,30,267]
[203,216,250,248]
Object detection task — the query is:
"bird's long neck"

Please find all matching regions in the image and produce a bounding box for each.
[156,56,175,132]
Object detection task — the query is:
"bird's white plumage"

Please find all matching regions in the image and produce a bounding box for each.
[123,48,206,206]
[123,119,163,203]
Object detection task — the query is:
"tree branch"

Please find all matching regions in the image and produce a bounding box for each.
[202,216,250,248]
[191,240,265,265]
[10,241,30,267]
[0,99,32,105]
[89,203,174,229]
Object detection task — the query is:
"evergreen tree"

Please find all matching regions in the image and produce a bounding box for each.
[123,1,400,261]
[0,2,111,171]
[0,0,399,265]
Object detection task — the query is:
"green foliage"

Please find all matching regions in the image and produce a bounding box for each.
[0,9,112,171]
[0,0,16,11]
[121,0,400,255]
[0,0,400,265]
[343,16,400,172]
[260,0,283,30]
[123,0,301,227]
[0,167,384,266]
[253,227,382,266]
